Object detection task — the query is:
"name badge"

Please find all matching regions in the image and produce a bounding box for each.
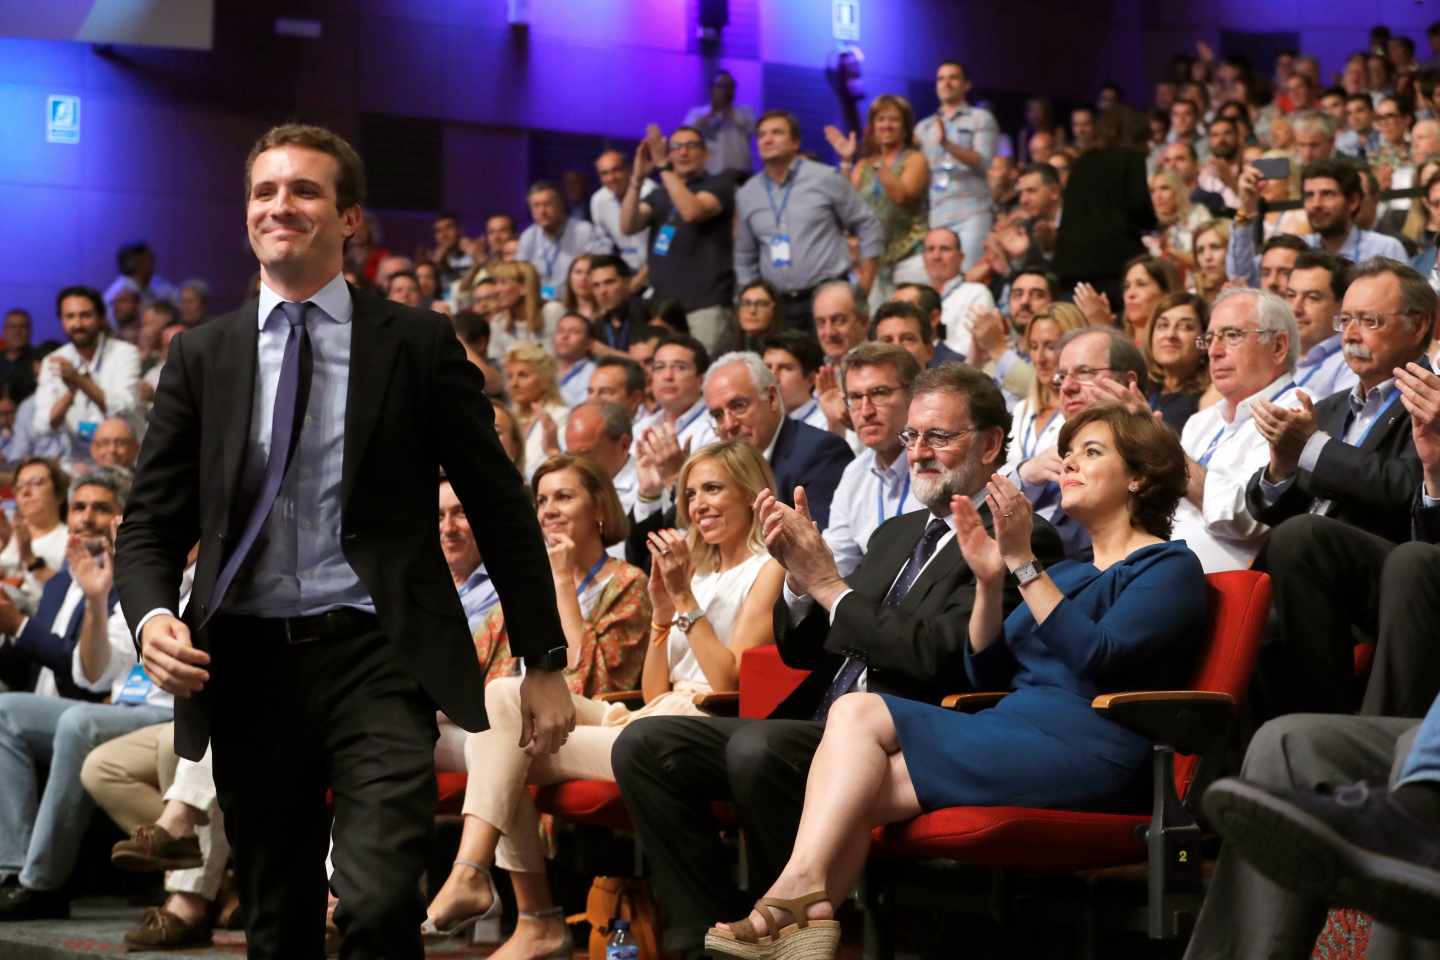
[652,225,676,257]
[115,664,154,705]
[77,420,99,441]
[540,284,557,301]
[932,167,952,192]
[769,234,792,269]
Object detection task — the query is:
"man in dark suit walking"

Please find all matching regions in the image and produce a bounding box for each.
[114,124,576,960]
[1243,257,1437,719]
[611,364,1063,960]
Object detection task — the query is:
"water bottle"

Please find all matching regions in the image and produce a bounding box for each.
[605,918,639,960]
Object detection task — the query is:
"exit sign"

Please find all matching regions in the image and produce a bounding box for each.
[47,94,80,144]
[833,1,859,42]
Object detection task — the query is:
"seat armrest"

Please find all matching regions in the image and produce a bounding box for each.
[1091,691,1235,755]
[692,691,739,715]
[941,691,1009,712]
[595,690,645,707]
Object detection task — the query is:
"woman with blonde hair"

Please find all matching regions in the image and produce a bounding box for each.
[489,261,563,361]
[825,94,930,300]
[1188,220,1231,304]
[422,442,785,959]
[505,342,569,483]
[1003,305,1086,472]
[1145,168,1212,268]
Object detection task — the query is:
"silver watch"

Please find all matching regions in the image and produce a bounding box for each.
[672,609,705,634]
[1012,559,1044,586]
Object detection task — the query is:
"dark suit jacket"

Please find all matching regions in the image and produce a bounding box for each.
[1053,148,1156,283]
[770,506,1065,719]
[116,287,565,759]
[13,568,111,702]
[625,416,853,567]
[1245,386,1422,545]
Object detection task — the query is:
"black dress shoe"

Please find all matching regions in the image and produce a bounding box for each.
[1204,777,1440,939]
[0,885,70,921]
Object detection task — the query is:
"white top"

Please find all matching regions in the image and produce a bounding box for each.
[590,181,656,274]
[1171,374,1303,573]
[521,402,570,485]
[32,335,141,456]
[0,522,69,601]
[557,358,596,408]
[938,277,998,358]
[823,447,926,579]
[489,303,565,363]
[786,393,829,432]
[1002,397,1065,472]
[666,550,769,690]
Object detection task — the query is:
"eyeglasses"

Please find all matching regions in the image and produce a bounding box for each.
[710,396,754,422]
[1049,365,1114,389]
[739,298,774,310]
[844,385,903,409]
[669,140,705,152]
[898,427,975,451]
[1333,311,1423,332]
[1376,112,1404,121]
[1196,327,1274,349]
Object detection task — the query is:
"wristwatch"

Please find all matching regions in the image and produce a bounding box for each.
[672,609,705,634]
[1011,559,1044,587]
[523,645,568,672]
[656,162,674,174]
[26,557,45,573]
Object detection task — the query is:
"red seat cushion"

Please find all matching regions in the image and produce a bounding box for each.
[875,806,1147,873]
[532,781,633,831]
[436,772,468,816]
[1354,642,1375,681]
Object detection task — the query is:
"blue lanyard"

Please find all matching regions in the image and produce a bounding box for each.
[792,397,818,422]
[762,160,801,229]
[560,359,591,386]
[675,403,706,436]
[1199,384,1297,467]
[574,555,607,597]
[461,572,500,615]
[1351,387,1403,448]
[1295,340,1343,387]
[876,470,911,528]
[1020,410,1058,461]
[540,233,563,283]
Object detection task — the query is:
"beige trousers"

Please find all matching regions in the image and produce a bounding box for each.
[80,722,229,900]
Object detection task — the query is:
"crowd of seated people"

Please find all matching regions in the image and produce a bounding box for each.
[11,24,1440,958]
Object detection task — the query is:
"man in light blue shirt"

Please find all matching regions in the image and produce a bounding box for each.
[1285,250,1359,400]
[515,181,610,302]
[915,61,999,272]
[440,477,498,633]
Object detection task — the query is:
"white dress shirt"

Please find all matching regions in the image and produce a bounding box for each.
[590,181,655,274]
[558,358,595,408]
[822,448,925,579]
[631,398,719,523]
[938,277,998,358]
[32,334,141,457]
[1172,375,1302,572]
[786,394,829,432]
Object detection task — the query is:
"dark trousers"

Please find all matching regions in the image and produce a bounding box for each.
[1257,514,1440,720]
[208,618,437,960]
[611,716,823,954]
[1182,713,1439,959]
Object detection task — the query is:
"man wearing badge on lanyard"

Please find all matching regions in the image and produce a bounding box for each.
[916,61,1000,273]
[516,182,610,304]
[35,287,141,466]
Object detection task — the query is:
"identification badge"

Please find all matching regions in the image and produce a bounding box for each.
[932,167,952,192]
[77,420,98,441]
[769,233,792,269]
[652,224,676,257]
[115,664,154,705]
[540,284,557,301]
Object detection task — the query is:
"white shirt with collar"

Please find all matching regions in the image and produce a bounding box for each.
[1172,374,1303,573]
[73,566,193,709]
[786,393,828,432]
[1293,334,1357,401]
[32,333,141,451]
[938,276,998,358]
[822,447,926,579]
[590,181,656,274]
[631,397,719,523]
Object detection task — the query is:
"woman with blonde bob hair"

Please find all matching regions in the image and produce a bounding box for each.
[488,260,562,361]
[1003,304,1087,472]
[505,342,569,483]
[422,442,786,958]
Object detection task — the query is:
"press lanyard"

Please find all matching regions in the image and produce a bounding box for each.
[674,403,706,436]
[574,555,607,596]
[1351,387,1403,448]
[463,572,500,615]
[1020,410,1058,461]
[1199,384,1297,467]
[763,160,801,229]
[540,234,562,284]
[1295,340,1342,387]
[876,472,911,528]
[560,359,591,386]
[792,397,818,423]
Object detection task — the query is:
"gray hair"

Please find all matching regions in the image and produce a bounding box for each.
[1290,110,1335,139]
[1056,328,1152,394]
[586,401,633,442]
[705,351,776,395]
[812,279,869,321]
[1211,287,1300,372]
[70,467,131,511]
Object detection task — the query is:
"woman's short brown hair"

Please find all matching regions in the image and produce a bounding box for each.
[530,454,630,548]
[1057,406,1187,539]
[16,457,69,521]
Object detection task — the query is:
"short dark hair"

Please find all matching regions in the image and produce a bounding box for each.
[1301,157,1362,200]
[911,363,1012,455]
[757,109,801,141]
[631,324,670,347]
[116,241,152,276]
[1345,92,1375,109]
[655,333,711,374]
[595,355,647,395]
[144,300,180,325]
[1018,162,1060,187]
[761,330,825,376]
[671,125,706,147]
[871,300,932,343]
[1207,116,1238,135]
[1171,97,1201,115]
[385,269,418,294]
[1012,268,1061,300]
[1057,406,1187,539]
[244,124,365,211]
[1320,85,1347,102]
[1262,233,1310,256]
[1291,250,1353,301]
[56,285,105,319]
[647,298,690,334]
[4,308,31,324]
[1395,36,1416,56]
[452,310,490,346]
[587,253,632,279]
[894,283,942,319]
[487,212,517,231]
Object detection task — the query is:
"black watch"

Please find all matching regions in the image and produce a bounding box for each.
[656,162,674,174]
[523,645,568,672]
[26,557,45,573]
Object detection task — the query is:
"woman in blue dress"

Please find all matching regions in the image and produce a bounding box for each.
[706,405,1208,960]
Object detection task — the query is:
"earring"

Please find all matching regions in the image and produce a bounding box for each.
[1128,483,1140,493]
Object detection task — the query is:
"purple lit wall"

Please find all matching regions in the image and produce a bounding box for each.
[0,0,1424,340]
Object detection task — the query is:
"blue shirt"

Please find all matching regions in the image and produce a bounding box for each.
[225,273,374,618]
[456,564,499,634]
[1227,224,1407,287]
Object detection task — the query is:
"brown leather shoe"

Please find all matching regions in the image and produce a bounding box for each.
[123,906,213,952]
[111,825,204,872]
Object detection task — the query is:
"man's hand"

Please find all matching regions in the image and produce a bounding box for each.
[643,124,669,170]
[1237,165,1263,216]
[66,534,112,600]
[1018,447,1065,486]
[816,366,850,435]
[1397,361,1440,495]
[823,125,858,163]
[139,615,210,697]
[632,140,655,181]
[517,669,576,756]
[1081,377,1157,418]
[638,423,688,493]
[755,488,842,601]
[969,307,1010,366]
[1253,391,1318,480]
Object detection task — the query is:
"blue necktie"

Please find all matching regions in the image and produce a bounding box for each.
[813,517,950,722]
[206,301,313,623]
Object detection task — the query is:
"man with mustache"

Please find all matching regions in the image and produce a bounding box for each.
[1245,258,1435,719]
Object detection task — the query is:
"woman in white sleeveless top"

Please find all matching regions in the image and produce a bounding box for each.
[421,440,785,960]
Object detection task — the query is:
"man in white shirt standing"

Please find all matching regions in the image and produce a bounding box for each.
[1285,250,1360,400]
[822,344,926,577]
[34,287,140,465]
[590,149,654,289]
[1171,288,1304,572]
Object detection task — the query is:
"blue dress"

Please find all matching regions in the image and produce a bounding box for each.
[879,540,1207,813]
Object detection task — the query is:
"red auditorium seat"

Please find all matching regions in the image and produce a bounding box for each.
[873,570,1271,943]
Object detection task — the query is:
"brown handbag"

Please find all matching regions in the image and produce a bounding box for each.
[580,875,666,960]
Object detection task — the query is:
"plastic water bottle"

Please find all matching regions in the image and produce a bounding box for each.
[605,918,639,960]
